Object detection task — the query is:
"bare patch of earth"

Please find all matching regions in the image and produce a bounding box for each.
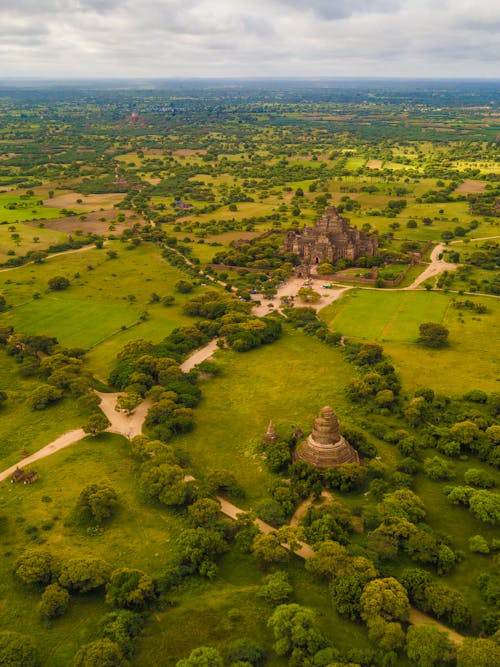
[24,209,139,234]
[454,179,486,194]
[367,159,383,169]
[44,192,124,210]
[173,149,208,157]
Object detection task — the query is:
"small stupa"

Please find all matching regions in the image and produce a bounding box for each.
[263,420,279,445]
[294,406,359,469]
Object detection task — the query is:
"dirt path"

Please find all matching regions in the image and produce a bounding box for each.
[180,339,219,372]
[251,281,353,317]
[95,391,152,440]
[0,243,97,274]
[290,491,333,526]
[405,243,458,290]
[0,429,86,482]
[216,495,463,643]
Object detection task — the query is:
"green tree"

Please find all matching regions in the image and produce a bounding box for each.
[360,578,410,623]
[258,571,293,605]
[176,646,223,667]
[418,322,449,348]
[84,413,111,436]
[15,549,58,586]
[405,624,456,667]
[105,568,156,610]
[0,631,37,667]
[187,498,221,528]
[252,533,289,569]
[48,275,70,291]
[97,611,144,658]
[73,639,129,667]
[59,557,110,592]
[73,483,118,525]
[28,384,63,410]
[469,489,500,525]
[267,603,326,660]
[175,280,194,294]
[456,638,500,667]
[39,583,70,619]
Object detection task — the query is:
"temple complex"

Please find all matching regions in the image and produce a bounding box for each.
[294,406,360,469]
[284,206,378,268]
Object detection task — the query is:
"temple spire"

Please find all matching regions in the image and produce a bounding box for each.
[294,406,359,469]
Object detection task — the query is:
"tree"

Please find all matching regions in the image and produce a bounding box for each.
[226,639,265,666]
[28,384,63,410]
[176,528,228,578]
[139,462,188,507]
[84,413,111,436]
[0,390,7,408]
[330,573,367,621]
[73,639,129,667]
[175,280,194,294]
[258,571,293,605]
[73,483,118,525]
[187,498,221,528]
[48,275,70,291]
[0,295,6,312]
[267,604,326,660]
[97,611,144,658]
[456,638,500,667]
[59,557,110,592]
[15,549,58,586]
[360,578,410,623]
[105,568,156,610]
[251,533,289,569]
[0,632,37,667]
[405,624,456,667]
[418,322,449,348]
[176,646,223,667]
[468,535,489,554]
[468,489,500,525]
[39,583,70,619]
[297,287,321,303]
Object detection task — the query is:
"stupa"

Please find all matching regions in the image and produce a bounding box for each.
[263,420,279,445]
[294,406,359,469]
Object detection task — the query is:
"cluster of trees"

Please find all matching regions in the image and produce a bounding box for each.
[346,342,401,411]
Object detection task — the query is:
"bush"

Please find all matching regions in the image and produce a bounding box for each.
[469,535,490,554]
[105,568,156,610]
[39,583,70,619]
[15,549,58,586]
[72,638,128,667]
[48,275,70,291]
[0,632,37,667]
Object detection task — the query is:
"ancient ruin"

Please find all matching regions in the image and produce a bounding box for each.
[284,206,378,270]
[263,420,279,445]
[294,406,360,469]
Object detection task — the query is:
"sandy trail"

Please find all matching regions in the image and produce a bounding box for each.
[180,339,219,372]
[0,243,97,274]
[0,429,86,482]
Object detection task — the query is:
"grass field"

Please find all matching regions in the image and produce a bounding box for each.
[173,327,358,505]
[0,434,186,666]
[320,289,499,394]
[1,241,205,376]
[0,351,93,468]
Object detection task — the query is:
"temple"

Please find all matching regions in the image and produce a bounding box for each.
[284,206,378,267]
[294,406,360,469]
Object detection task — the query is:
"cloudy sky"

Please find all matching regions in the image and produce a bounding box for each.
[0,0,498,78]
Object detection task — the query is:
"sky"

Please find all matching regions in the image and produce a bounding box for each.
[0,0,498,79]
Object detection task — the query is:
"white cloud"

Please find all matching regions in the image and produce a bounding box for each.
[0,0,498,77]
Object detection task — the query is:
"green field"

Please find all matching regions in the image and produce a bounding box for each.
[320,289,499,393]
[173,327,358,505]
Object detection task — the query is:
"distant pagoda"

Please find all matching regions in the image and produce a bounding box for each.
[294,406,359,469]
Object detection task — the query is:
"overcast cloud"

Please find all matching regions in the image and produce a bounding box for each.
[0,0,498,78]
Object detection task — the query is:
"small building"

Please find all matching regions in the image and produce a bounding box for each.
[11,467,26,483]
[23,471,39,485]
[294,406,360,469]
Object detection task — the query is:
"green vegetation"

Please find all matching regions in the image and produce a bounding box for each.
[0,80,497,666]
